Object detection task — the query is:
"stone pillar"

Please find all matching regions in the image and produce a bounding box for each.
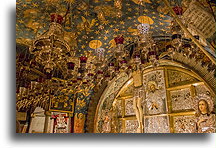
[43,111,51,133]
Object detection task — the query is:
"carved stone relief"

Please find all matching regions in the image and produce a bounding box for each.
[170,88,193,111]
[173,115,196,133]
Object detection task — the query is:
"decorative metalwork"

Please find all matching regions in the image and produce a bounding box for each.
[173,115,196,133]
[50,91,75,113]
[29,15,72,73]
[195,84,211,96]
[16,79,52,111]
[118,120,123,133]
[144,116,170,133]
[170,88,193,111]
[183,1,215,39]
[167,70,198,87]
[125,120,139,133]
[115,100,123,117]
[96,72,129,132]
[125,98,135,116]
[143,70,167,115]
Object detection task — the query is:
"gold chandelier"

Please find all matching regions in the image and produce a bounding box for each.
[29,14,72,73]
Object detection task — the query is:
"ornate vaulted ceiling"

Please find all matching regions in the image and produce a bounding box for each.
[16,0,216,82]
[16,0,175,58]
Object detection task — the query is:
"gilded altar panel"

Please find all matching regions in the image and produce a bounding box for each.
[144,116,170,133]
[125,120,139,133]
[167,69,199,87]
[173,115,196,133]
[170,88,193,111]
[143,69,167,115]
[125,98,135,116]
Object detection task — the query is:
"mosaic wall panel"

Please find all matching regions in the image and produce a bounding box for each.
[173,115,196,133]
[125,120,139,133]
[125,98,135,116]
[143,70,167,115]
[144,116,170,133]
[170,88,193,111]
[167,69,198,87]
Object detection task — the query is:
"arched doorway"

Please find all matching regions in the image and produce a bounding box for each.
[94,61,215,133]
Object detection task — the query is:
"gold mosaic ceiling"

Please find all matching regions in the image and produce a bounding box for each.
[16,0,178,58]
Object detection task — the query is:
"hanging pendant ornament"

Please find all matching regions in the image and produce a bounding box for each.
[79,56,88,72]
[114,35,125,60]
[170,5,184,52]
[29,13,72,74]
[95,47,105,65]
[114,0,123,10]
[137,23,150,34]
[148,43,159,67]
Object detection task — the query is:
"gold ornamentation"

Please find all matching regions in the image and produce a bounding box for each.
[125,120,139,133]
[138,16,154,24]
[145,116,170,133]
[144,70,166,115]
[89,40,102,49]
[173,115,196,133]
[132,70,143,87]
[114,0,123,10]
[167,70,198,87]
[131,0,152,5]
[76,99,86,108]
[77,16,97,33]
[170,88,193,111]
